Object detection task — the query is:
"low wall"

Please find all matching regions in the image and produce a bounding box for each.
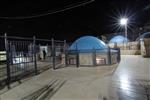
[108,41,141,55]
[121,50,141,55]
[108,41,140,50]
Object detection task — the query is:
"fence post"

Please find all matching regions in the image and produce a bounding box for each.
[76,51,79,68]
[75,43,79,68]
[4,33,11,89]
[65,51,68,66]
[64,40,66,53]
[107,47,111,65]
[93,48,96,66]
[118,48,121,62]
[64,40,68,66]
[52,38,55,69]
[33,36,38,74]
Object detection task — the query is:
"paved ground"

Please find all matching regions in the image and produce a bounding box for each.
[51,55,150,100]
[0,55,150,100]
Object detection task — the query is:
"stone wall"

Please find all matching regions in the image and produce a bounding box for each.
[108,41,140,50]
[108,41,141,55]
[121,50,141,55]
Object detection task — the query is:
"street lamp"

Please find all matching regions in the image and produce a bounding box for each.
[120,18,128,41]
[120,18,128,49]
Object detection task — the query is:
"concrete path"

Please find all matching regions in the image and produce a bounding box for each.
[51,56,150,100]
[0,55,150,100]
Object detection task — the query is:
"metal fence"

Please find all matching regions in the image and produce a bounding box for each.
[66,48,120,67]
[0,34,67,88]
[0,34,121,88]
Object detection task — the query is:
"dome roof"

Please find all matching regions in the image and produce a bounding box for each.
[69,36,107,50]
[109,35,129,44]
[136,32,150,41]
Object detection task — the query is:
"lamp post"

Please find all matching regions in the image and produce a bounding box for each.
[120,18,128,49]
[120,18,128,39]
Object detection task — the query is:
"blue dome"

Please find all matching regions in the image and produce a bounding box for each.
[136,32,150,41]
[109,35,129,44]
[69,36,107,50]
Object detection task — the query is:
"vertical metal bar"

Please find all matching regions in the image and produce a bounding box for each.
[52,38,55,69]
[64,40,66,53]
[9,42,13,75]
[5,33,11,89]
[107,47,111,65]
[65,51,68,66]
[76,51,79,68]
[18,42,21,76]
[13,42,17,77]
[64,40,68,66]
[75,43,79,67]
[33,36,37,74]
[10,42,13,74]
[23,41,25,71]
[93,48,96,66]
[28,43,31,72]
[118,48,121,62]
[38,44,41,61]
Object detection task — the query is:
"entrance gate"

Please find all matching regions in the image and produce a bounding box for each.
[5,35,37,87]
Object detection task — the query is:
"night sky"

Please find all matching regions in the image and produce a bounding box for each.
[0,0,149,41]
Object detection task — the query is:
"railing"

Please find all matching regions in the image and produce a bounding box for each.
[0,33,67,88]
[66,48,120,67]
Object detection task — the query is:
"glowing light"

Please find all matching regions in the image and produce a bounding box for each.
[96,58,105,64]
[110,7,135,32]
[0,51,6,61]
[120,18,128,45]
[120,18,128,25]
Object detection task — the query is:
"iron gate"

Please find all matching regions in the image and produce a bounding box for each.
[4,35,37,87]
[0,34,68,88]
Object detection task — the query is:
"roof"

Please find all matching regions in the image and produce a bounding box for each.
[69,36,108,51]
[136,32,150,41]
[109,35,129,44]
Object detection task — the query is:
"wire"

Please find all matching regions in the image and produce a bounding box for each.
[0,0,94,19]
